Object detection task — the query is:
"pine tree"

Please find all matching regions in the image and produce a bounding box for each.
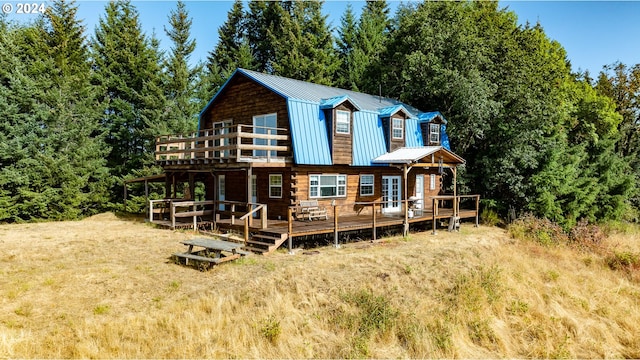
[0,0,110,220]
[356,0,391,93]
[208,0,254,78]
[336,4,359,90]
[270,1,338,85]
[246,1,283,73]
[159,0,199,136]
[91,1,166,184]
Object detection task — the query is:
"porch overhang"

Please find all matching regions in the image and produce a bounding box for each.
[371,146,465,166]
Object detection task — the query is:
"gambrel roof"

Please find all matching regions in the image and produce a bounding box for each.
[199,69,455,166]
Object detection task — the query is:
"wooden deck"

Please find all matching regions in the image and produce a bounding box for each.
[207,206,477,237]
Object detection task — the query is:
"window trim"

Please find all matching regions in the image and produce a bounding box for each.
[429,123,440,144]
[392,117,404,139]
[360,174,375,196]
[309,174,347,198]
[269,174,283,199]
[335,110,351,135]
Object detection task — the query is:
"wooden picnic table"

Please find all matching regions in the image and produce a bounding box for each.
[173,237,249,270]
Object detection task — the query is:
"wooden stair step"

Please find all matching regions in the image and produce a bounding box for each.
[246,239,279,247]
[243,246,270,254]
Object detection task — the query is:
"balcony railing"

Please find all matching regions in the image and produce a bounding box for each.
[155,124,290,163]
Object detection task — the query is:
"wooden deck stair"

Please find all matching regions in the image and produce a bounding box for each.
[244,231,288,255]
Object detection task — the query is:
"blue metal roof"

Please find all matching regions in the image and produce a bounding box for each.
[418,111,447,124]
[319,95,361,111]
[352,111,388,166]
[378,104,415,119]
[405,118,424,147]
[199,69,457,165]
[287,99,332,165]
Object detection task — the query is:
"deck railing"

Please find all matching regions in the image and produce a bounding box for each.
[149,199,267,231]
[155,124,290,163]
[286,194,480,248]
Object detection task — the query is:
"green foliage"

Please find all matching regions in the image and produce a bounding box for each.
[508,215,569,246]
[259,315,281,344]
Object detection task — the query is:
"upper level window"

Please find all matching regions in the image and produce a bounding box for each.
[429,123,440,144]
[336,110,350,134]
[392,118,403,139]
[360,174,374,196]
[310,174,346,198]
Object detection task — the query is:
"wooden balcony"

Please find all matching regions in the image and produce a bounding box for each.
[155,124,290,166]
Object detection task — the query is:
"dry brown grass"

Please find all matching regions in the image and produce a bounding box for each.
[1,213,639,358]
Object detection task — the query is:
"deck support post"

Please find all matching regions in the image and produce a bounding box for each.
[403,164,410,237]
[475,195,480,227]
[432,198,437,235]
[372,203,377,242]
[143,178,149,218]
[247,166,253,228]
[453,167,457,218]
[333,205,340,248]
[287,207,293,254]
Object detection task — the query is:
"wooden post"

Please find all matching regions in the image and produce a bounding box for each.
[165,173,171,199]
[247,166,253,228]
[372,203,377,242]
[244,218,249,243]
[204,130,210,159]
[143,178,149,216]
[267,128,272,162]
[288,207,293,254]
[149,200,154,223]
[432,198,437,235]
[193,203,197,230]
[333,205,339,248]
[261,204,268,229]
[188,173,195,200]
[475,195,480,227]
[453,167,457,218]
[236,124,242,162]
[231,203,235,225]
[171,202,176,230]
[123,183,127,209]
[403,164,409,237]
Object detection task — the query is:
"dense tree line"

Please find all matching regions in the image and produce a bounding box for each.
[0,0,638,226]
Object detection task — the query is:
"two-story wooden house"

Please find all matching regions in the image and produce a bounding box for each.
[152,69,478,253]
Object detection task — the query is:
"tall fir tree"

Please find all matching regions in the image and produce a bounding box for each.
[159,0,200,136]
[0,0,110,221]
[208,0,254,78]
[91,1,166,186]
[270,1,338,85]
[335,4,359,90]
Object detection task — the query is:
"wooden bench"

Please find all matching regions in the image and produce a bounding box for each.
[295,200,328,221]
[173,238,248,270]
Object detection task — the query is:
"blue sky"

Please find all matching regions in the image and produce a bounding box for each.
[6,1,640,76]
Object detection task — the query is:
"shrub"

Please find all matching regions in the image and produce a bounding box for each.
[259,315,281,344]
[508,214,568,246]
[568,219,606,253]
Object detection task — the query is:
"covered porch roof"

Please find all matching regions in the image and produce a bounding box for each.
[371,146,465,166]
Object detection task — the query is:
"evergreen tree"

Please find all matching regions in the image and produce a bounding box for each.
[270,1,338,85]
[159,0,199,135]
[208,0,254,78]
[246,1,282,73]
[335,4,359,89]
[91,1,166,184]
[356,0,391,92]
[0,0,110,221]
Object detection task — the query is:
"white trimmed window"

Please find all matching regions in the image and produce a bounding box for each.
[392,118,403,139]
[430,123,440,144]
[269,174,282,198]
[360,174,374,196]
[310,174,347,198]
[430,174,436,190]
[336,110,350,134]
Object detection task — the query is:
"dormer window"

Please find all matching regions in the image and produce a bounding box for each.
[429,123,440,144]
[392,118,404,139]
[336,110,350,134]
